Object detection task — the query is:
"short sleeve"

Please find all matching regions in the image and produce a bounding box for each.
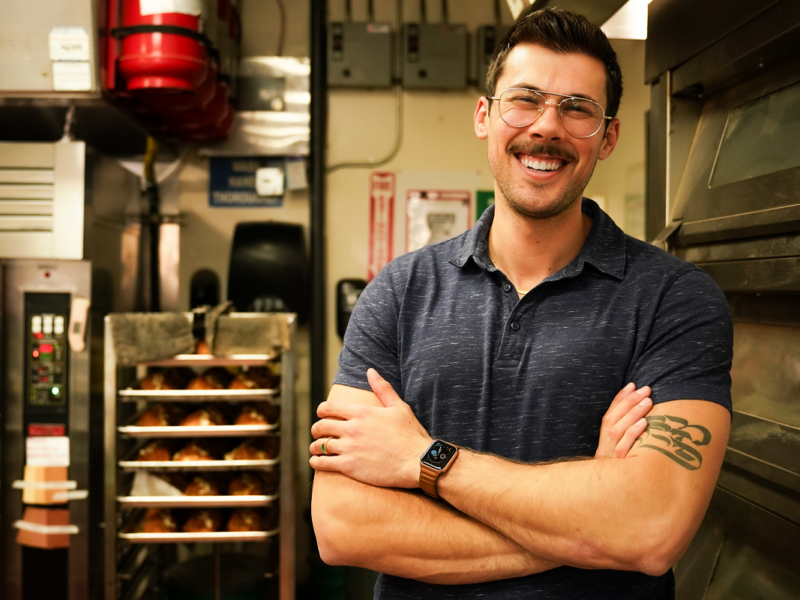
[333,262,404,395]
[627,269,733,412]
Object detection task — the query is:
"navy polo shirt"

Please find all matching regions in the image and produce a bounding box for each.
[334,198,733,600]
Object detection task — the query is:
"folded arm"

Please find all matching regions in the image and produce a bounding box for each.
[311,379,655,582]
[311,384,558,584]
[436,399,729,575]
[313,373,730,577]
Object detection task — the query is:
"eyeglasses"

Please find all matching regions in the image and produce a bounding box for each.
[487,88,613,139]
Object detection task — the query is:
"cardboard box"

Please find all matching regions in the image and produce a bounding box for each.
[21,466,69,505]
[15,507,71,549]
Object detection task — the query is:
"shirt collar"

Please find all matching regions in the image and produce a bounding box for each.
[450,198,627,280]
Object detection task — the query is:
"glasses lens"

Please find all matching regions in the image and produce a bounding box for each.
[498,89,544,128]
[559,98,605,138]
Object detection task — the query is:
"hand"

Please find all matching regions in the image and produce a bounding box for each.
[595,383,653,459]
[309,369,432,489]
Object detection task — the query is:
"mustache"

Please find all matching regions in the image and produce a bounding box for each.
[508,143,577,163]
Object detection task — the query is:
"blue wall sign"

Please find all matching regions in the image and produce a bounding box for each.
[209,157,284,207]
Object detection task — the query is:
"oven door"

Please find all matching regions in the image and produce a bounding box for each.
[663,41,800,600]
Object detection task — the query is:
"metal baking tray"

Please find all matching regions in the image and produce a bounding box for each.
[119,529,279,544]
[118,407,280,438]
[118,424,279,438]
[139,354,279,367]
[119,458,280,472]
[116,494,278,508]
[119,388,279,402]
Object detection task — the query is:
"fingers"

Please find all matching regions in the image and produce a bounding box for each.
[309,454,345,472]
[596,384,654,459]
[367,368,403,408]
[316,400,360,420]
[309,436,340,457]
[607,382,636,411]
[603,385,651,428]
[310,418,345,441]
[614,417,649,458]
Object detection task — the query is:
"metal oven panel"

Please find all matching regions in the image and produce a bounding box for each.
[671,53,800,246]
[1,260,91,600]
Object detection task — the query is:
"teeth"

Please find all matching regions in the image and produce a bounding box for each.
[521,156,562,172]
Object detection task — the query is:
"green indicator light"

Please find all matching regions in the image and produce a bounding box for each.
[51,387,60,396]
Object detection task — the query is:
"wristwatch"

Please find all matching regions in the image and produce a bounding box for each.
[419,440,459,498]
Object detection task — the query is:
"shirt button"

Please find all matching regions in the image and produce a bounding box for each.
[503,283,512,292]
[510,322,520,331]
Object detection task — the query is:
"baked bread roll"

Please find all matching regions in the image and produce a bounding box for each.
[184,475,219,496]
[187,367,232,390]
[183,509,220,533]
[138,403,185,427]
[139,371,177,391]
[139,368,194,390]
[234,403,278,425]
[179,406,227,427]
[143,508,177,533]
[224,437,278,461]
[173,441,215,461]
[228,472,263,496]
[137,441,172,462]
[227,508,262,532]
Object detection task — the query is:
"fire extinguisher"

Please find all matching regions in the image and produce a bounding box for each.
[112,0,212,94]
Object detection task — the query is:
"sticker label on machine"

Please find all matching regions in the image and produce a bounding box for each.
[26,436,70,467]
[49,27,92,91]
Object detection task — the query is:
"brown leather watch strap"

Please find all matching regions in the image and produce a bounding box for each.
[419,464,440,498]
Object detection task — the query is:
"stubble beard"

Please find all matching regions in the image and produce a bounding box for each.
[491,143,596,220]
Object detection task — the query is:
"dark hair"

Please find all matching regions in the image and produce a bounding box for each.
[486,7,623,119]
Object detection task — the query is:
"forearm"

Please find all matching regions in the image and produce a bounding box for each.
[434,401,730,575]
[312,471,560,584]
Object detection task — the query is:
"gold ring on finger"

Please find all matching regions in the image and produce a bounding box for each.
[321,437,333,456]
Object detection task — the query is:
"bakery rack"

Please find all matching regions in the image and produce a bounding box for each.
[104,313,296,600]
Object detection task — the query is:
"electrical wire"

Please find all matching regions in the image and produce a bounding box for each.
[326,84,404,173]
[143,137,158,184]
[275,0,286,56]
[420,0,426,23]
[326,0,405,174]
[61,104,76,141]
[442,0,448,24]
[367,0,375,23]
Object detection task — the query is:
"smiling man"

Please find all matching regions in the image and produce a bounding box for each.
[310,8,733,600]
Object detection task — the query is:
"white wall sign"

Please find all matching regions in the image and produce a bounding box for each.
[406,190,471,252]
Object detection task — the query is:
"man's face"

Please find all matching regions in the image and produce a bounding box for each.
[474,43,619,220]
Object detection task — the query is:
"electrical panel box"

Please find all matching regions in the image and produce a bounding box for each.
[476,25,510,93]
[402,23,468,89]
[328,22,393,88]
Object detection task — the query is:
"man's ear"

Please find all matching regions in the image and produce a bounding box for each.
[474,96,490,140]
[598,118,620,160]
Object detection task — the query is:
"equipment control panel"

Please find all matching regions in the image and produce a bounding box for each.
[25,294,70,408]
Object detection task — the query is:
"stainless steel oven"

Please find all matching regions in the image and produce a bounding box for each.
[646,0,800,597]
[0,140,142,599]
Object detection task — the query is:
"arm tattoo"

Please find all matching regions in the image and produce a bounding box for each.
[634,415,711,470]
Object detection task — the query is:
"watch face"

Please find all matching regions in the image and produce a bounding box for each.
[421,441,457,471]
